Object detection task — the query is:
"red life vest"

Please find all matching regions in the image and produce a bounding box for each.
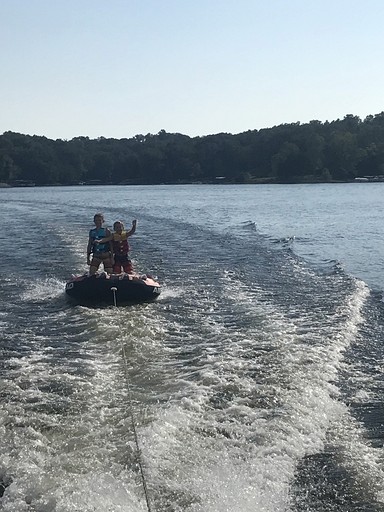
[112,231,129,256]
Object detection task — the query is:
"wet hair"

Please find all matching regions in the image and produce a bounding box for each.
[93,213,104,222]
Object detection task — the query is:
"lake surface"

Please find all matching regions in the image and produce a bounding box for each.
[1,183,384,511]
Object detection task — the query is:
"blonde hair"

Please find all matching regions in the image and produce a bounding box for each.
[113,220,124,230]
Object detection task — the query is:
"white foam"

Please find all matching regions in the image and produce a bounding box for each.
[130,272,373,511]
[19,277,66,302]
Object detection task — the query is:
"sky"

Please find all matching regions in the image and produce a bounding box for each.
[1,0,384,140]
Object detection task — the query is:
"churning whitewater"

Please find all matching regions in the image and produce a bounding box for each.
[1,184,384,512]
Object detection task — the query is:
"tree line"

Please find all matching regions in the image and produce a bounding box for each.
[1,113,384,186]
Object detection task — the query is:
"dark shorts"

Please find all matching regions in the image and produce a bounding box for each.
[113,254,132,273]
[114,254,129,264]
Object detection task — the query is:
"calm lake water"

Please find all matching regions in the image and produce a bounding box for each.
[1,183,384,512]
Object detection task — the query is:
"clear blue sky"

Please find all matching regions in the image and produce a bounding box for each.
[1,0,383,140]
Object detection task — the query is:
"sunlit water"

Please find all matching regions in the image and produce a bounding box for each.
[1,183,384,512]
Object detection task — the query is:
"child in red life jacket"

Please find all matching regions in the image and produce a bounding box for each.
[95,219,136,274]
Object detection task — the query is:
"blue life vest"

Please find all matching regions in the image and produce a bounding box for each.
[89,227,110,254]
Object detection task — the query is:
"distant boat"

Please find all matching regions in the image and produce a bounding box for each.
[354,175,384,182]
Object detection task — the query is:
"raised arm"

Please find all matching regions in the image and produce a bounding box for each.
[126,219,137,237]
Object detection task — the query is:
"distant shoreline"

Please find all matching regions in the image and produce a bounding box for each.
[2,178,383,189]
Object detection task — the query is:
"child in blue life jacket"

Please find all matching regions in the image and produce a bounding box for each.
[95,219,137,274]
[87,213,113,275]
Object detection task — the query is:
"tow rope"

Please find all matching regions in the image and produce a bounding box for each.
[121,343,153,512]
[112,284,152,510]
